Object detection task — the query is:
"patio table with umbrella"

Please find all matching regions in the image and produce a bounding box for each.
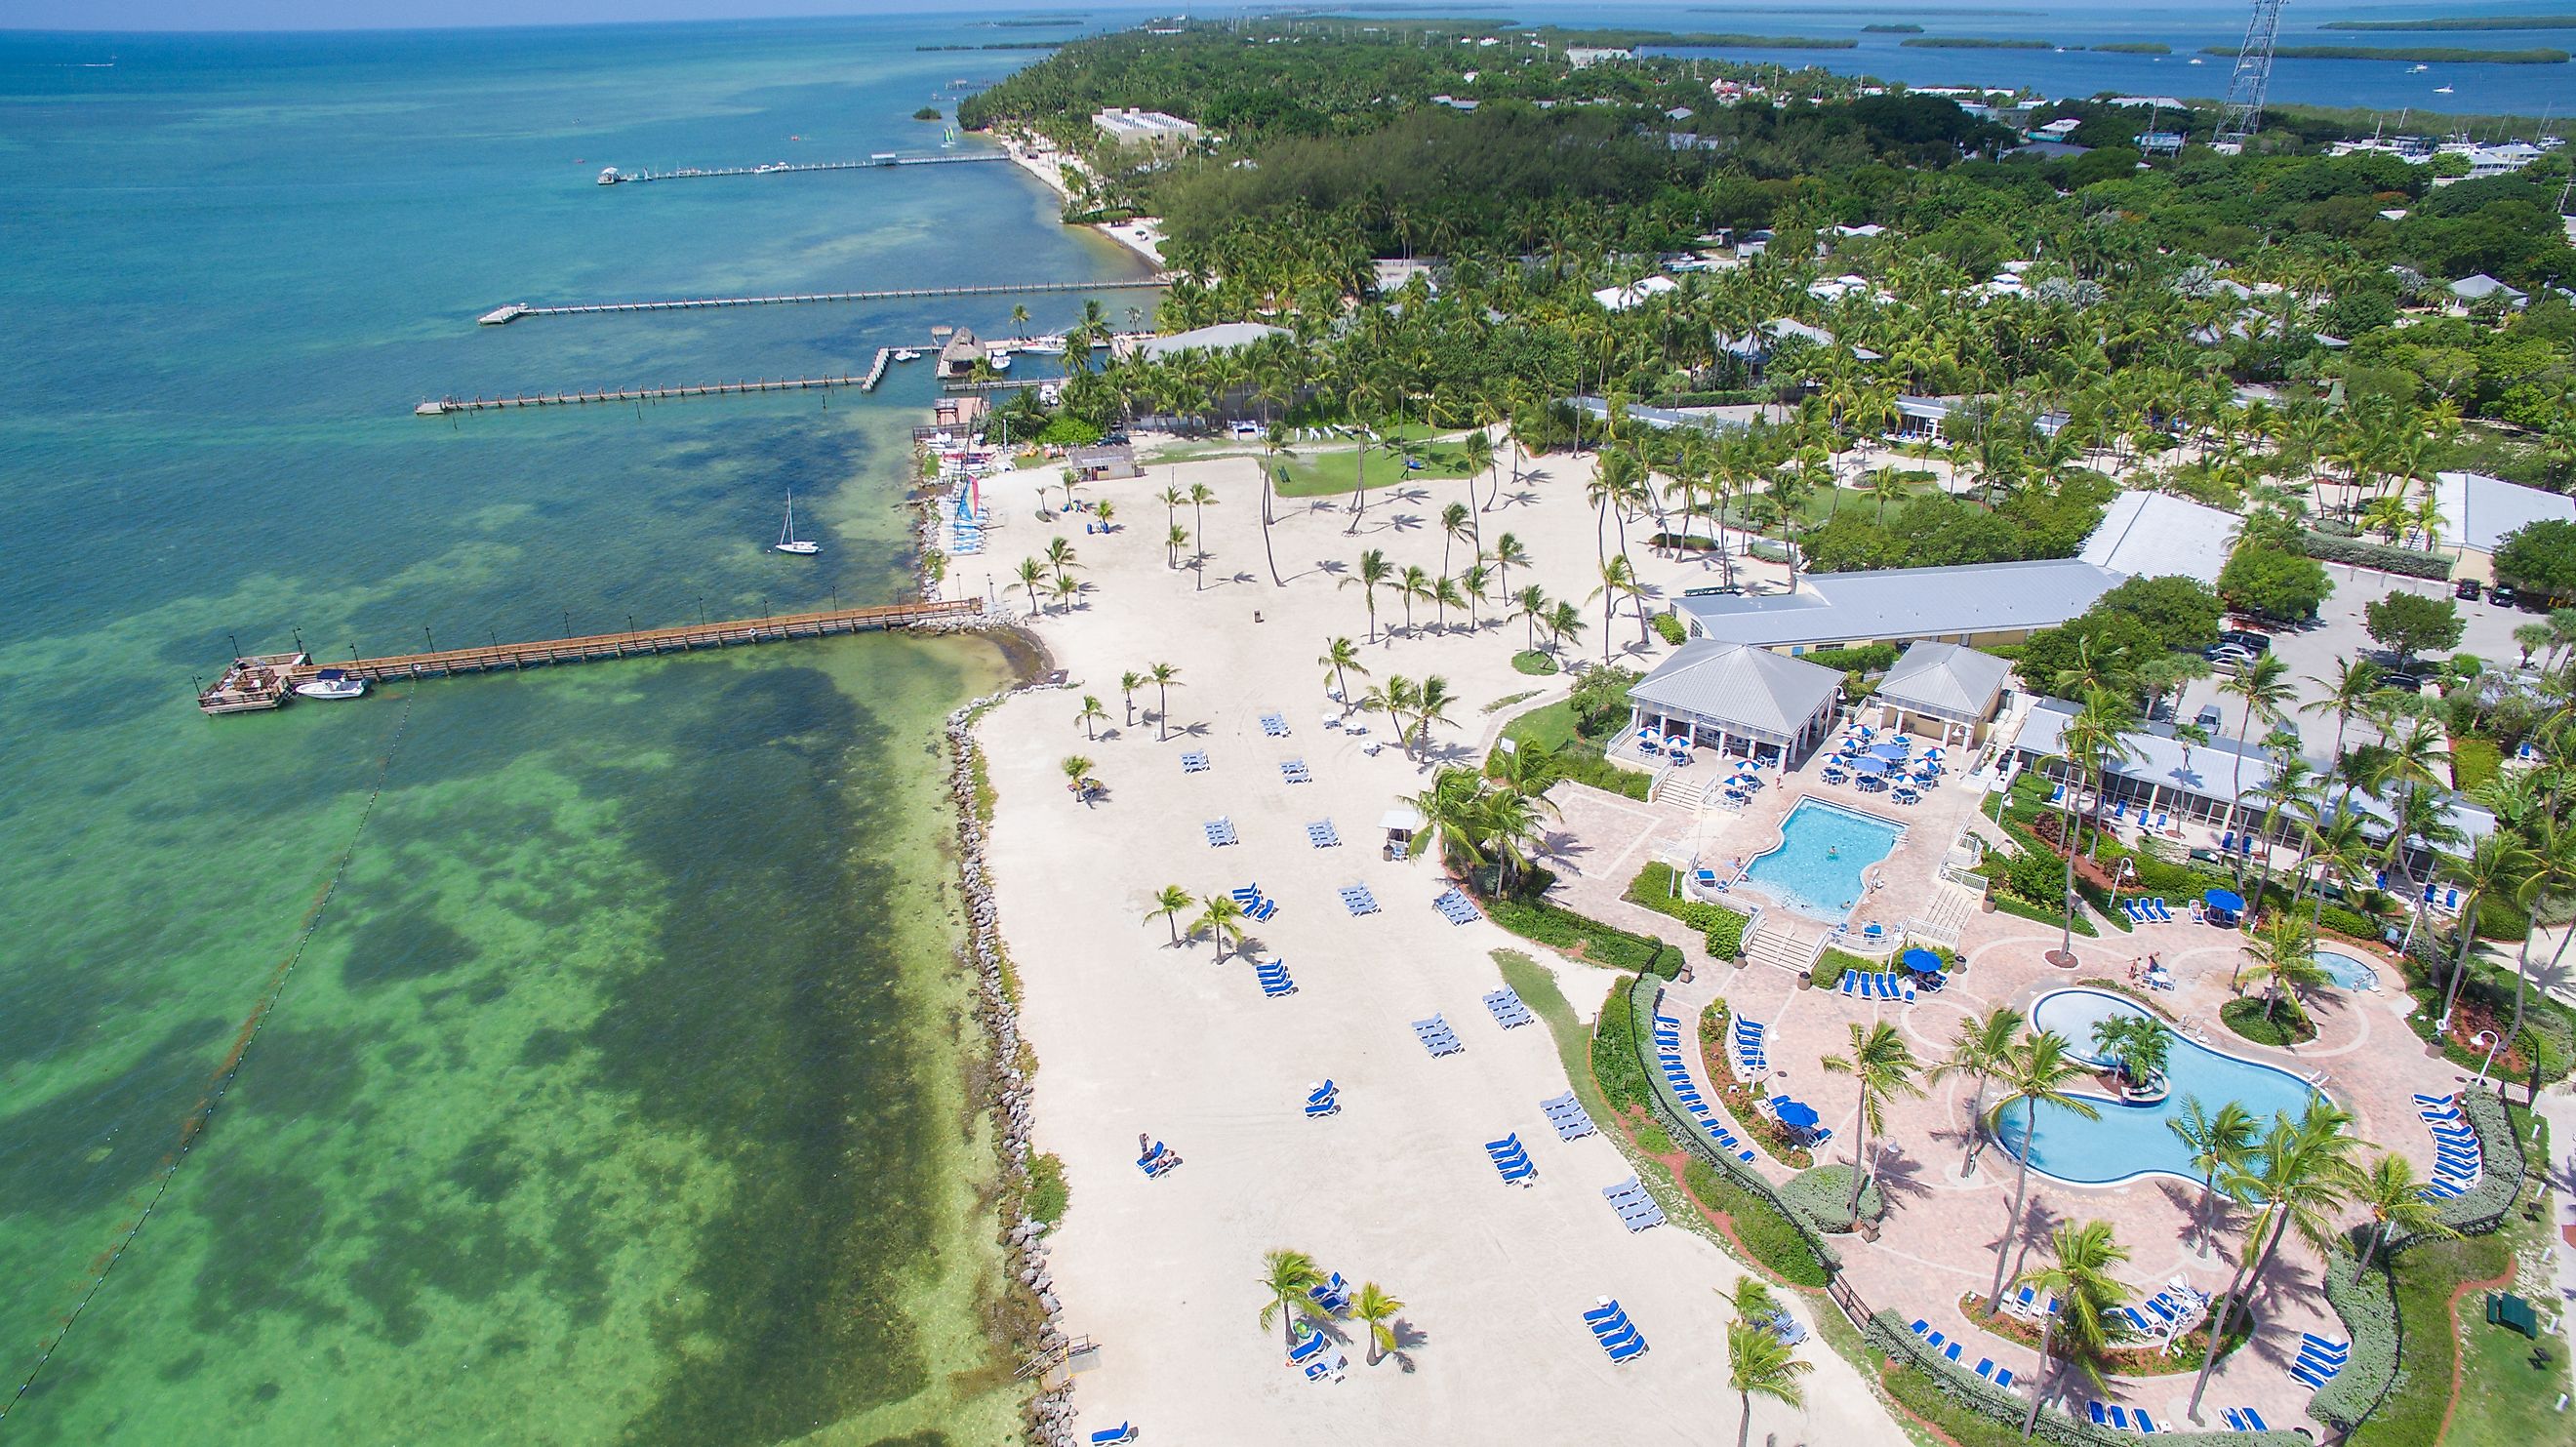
[1869,743,1910,762]
[1902,946,1948,988]
[1773,1099,1822,1141]
[2202,888,2244,926]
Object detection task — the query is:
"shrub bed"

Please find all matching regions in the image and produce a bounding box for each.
[1697,1001,1814,1166]
[1801,642,1902,673]
[2302,531,2454,581]
[2220,996,2317,1045]
[1590,984,1653,1113]
[1651,612,1688,645]
[1779,1164,1885,1229]
[1624,861,1750,959]
[2314,1241,2400,1437]
[1488,890,1681,975]
[1959,1290,2252,1376]
[1509,648,1558,675]
[1682,1159,1832,1286]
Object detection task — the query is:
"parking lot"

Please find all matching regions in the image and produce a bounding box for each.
[2169,561,2547,757]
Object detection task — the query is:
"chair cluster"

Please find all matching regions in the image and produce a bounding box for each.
[1730,1016,1768,1078]
[1256,960,1297,997]
[1411,1014,1464,1057]
[1136,1139,1182,1178]
[1285,1321,1348,1384]
[2219,1407,2273,1431]
[1304,820,1340,848]
[1601,1177,1666,1232]
[1228,883,1280,922]
[2118,898,2177,924]
[1905,1320,2015,1388]
[2105,800,2170,832]
[1651,1008,1759,1163]
[1303,1080,1339,1117]
[2086,1400,2160,1432]
[1482,986,1535,1028]
[2290,1333,2348,1391]
[1259,711,1291,738]
[1339,883,1380,916]
[1582,1299,1649,1363]
[2418,1092,2482,1198]
[1278,759,1311,784]
[2214,830,2264,860]
[1433,888,1482,925]
[2114,1280,2211,1342]
[1836,970,1916,1002]
[1486,1132,1537,1186]
[1179,749,1210,774]
[1202,817,1238,847]
[1541,1091,1596,1141]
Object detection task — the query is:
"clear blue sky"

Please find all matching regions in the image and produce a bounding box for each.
[5,0,1112,30]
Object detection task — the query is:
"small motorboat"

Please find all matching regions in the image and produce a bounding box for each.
[988,353,1013,372]
[2410,63,2430,73]
[2435,85,2454,95]
[296,669,367,701]
[1022,336,1067,355]
[893,348,920,362]
[775,489,820,555]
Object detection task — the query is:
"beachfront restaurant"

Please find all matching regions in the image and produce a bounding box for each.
[1870,641,2013,747]
[1624,641,1843,768]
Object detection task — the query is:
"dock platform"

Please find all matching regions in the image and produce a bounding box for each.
[602,154,1008,184]
[416,374,872,416]
[199,600,977,712]
[475,277,1167,325]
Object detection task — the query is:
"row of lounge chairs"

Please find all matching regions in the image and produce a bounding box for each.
[1202,818,1239,847]
[1136,1140,1181,1178]
[1487,1132,1537,1186]
[1278,759,1311,784]
[1180,749,1210,773]
[2119,897,2178,924]
[1601,1177,1666,1232]
[1412,1014,1464,1057]
[2416,1092,2482,1198]
[1904,1320,2014,1388]
[1541,1091,1597,1142]
[1260,711,1290,738]
[1304,1080,1339,1117]
[1305,820,1340,848]
[1256,960,1297,997]
[1583,1299,1649,1363]
[2116,1282,2210,1342]
[1228,884,1280,923]
[1340,884,1380,916]
[1837,970,1916,1002]
[2087,1401,2161,1432]
[1652,1008,1760,1163]
[1433,888,1482,925]
[1482,986,1534,1028]
[2290,1333,2348,1391]
[1731,1015,1768,1078]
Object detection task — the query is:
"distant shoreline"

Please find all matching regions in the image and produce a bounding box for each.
[2201,43,2571,62]
[2323,15,2576,31]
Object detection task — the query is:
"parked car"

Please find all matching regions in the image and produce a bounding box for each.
[2194,703,2225,732]
[2378,670,2425,693]
[2454,578,2484,602]
[2487,584,2519,609]
[2217,628,2272,655]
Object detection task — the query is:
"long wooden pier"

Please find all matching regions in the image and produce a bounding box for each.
[603,153,1008,184]
[199,599,978,711]
[416,375,873,416]
[477,277,1167,325]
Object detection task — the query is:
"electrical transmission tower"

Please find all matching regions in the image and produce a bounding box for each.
[2216,0,2287,151]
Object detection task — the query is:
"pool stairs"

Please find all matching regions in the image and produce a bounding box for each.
[1746,920,1815,976]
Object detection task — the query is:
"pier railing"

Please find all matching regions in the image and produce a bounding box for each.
[605,153,1008,183]
[479,277,1168,325]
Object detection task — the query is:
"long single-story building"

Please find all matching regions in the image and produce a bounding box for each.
[1625,640,1844,765]
[2077,490,2242,586]
[1671,558,2125,656]
[1872,642,2014,745]
[1136,321,1288,362]
[2432,469,2574,583]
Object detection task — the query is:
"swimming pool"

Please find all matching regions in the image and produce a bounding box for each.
[1737,798,1905,921]
[2315,948,2380,991]
[1994,989,2322,1186]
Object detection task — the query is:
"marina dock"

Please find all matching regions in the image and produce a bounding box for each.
[416,375,874,415]
[599,153,1008,184]
[473,277,1167,325]
[197,599,977,713]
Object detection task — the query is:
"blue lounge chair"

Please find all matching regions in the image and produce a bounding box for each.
[2301,1334,2349,1360]
[2088,1402,2109,1427]
[2136,1409,2156,1432]
[1943,1342,1961,1363]
[2414,1092,2457,1107]
[1287,1329,1329,1365]
[1089,1426,1136,1445]
[1584,1300,1628,1329]
[1908,1318,1930,1337]
[2241,1407,2268,1430]
[1925,1330,1946,1349]
[1603,1329,1647,1362]
[2108,1405,2130,1429]
[1838,970,1859,996]
[1975,1358,1994,1381]
[1993,1367,2013,1389]
[2220,832,2234,853]
[2223,1409,2246,1431]
[2012,1285,2037,1313]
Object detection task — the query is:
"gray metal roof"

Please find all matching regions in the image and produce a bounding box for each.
[2434,470,2574,555]
[1673,559,2122,650]
[1628,641,1842,742]
[2078,490,2241,585]
[1138,322,1287,361]
[1874,642,2012,723]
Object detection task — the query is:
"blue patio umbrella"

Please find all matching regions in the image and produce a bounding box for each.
[1870,743,1910,761]
[1902,947,1946,975]
[2204,888,2245,913]
[1775,1100,1820,1129]
[1853,755,1888,774]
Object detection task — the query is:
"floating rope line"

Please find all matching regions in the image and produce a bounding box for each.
[4,687,418,1419]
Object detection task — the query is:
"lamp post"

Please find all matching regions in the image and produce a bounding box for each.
[2472,1029,2502,1086]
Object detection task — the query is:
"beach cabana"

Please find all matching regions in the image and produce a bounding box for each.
[1625,641,1842,769]
[1873,641,2013,746]
[1380,805,1425,860]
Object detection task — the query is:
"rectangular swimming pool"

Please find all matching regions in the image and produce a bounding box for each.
[1737,798,1905,920]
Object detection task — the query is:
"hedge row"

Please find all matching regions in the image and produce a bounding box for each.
[2312,1242,2399,1435]
[1778,1163,1885,1230]
[1590,985,1653,1114]
[2301,531,2454,581]
[1486,892,1683,977]
[1862,1311,2304,1447]
[2427,1084,2527,1236]
[1624,861,1751,960]
[1801,642,1902,673]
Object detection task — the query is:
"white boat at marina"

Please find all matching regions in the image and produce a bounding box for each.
[989,354,1013,372]
[774,490,820,555]
[893,348,921,362]
[295,670,367,701]
[1021,336,1067,355]
[2435,85,2455,95]
[596,167,622,185]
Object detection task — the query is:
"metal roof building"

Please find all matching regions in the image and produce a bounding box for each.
[1626,641,1844,764]
[1136,321,1287,361]
[2433,469,2573,569]
[2077,490,2242,586]
[1671,559,2124,655]
[1872,642,2014,744]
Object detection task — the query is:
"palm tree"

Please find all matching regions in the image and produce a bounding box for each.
[1195,893,1247,963]
[2436,831,2533,1026]
[1060,754,1096,808]
[1163,522,1190,571]
[1394,565,1432,636]
[2239,914,2329,1026]
[1931,1007,2026,1174]
[1147,661,1182,742]
[1985,1031,2103,1313]
[2302,658,2387,763]
[1725,1319,1813,1447]
[1119,670,1146,728]
[1146,884,1192,945]
[1256,1249,1326,1351]
[2188,1100,2362,1421]
[1458,562,1494,629]
[1015,556,1045,615]
[1342,548,1392,644]
[1461,427,1498,519]
[1074,694,1107,741]
[2053,690,2141,958]
[1157,484,1186,537]
[2219,654,2294,885]
[1187,481,1218,552]
[1821,1021,1925,1218]
[1438,502,1473,608]
[1050,574,1080,614]
[1408,675,1457,761]
[1491,532,1532,601]
[1546,600,1588,660]
[1350,1282,1404,1366]
[2165,1097,2259,1253]
[1319,636,1367,704]
[1590,554,1642,662]
[2015,1220,2133,1437]
[1044,535,1080,589]
[2351,1151,2458,1278]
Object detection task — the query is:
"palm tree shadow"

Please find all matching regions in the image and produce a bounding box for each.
[1872,1146,1938,1207]
[1989,1196,2066,1299]
[1386,512,1425,532]
[1314,557,1348,576]
[1389,1318,1429,1373]
[1537,829,1592,869]
[1176,721,1212,738]
[1306,498,1343,516]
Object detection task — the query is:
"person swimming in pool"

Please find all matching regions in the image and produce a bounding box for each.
[1828,845,1840,860]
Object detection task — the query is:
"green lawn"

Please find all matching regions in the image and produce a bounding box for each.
[2451,736,2503,793]
[1701,474,1940,535]
[1500,698,1583,754]
[1272,429,1483,499]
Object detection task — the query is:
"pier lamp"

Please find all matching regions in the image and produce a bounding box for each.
[291,626,305,654]
[697,595,708,625]
[489,627,500,649]
[761,595,772,621]
[227,631,241,660]
[563,610,573,638]
[423,625,435,653]
[2472,1029,2502,1085]
[626,613,637,635]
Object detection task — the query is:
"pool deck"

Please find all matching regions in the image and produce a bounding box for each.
[1545,741,2491,1432]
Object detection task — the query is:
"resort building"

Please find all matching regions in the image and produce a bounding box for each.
[1670,558,2124,656]
[1064,443,1140,482]
[2077,490,2242,586]
[1870,642,2014,746]
[938,327,986,381]
[1889,395,2068,442]
[1563,395,1747,435]
[2432,470,2575,582]
[1624,640,1844,764]
[1564,45,1632,67]
[1090,107,1199,149]
[1590,275,1679,311]
[2447,273,2530,312]
[1135,321,1287,362]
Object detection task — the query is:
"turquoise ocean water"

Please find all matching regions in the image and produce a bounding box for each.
[0,18,1147,1444]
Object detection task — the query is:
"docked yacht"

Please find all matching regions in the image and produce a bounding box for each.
[295,670,367,701]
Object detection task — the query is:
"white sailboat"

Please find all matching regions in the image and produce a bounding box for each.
[774,490,820,555]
